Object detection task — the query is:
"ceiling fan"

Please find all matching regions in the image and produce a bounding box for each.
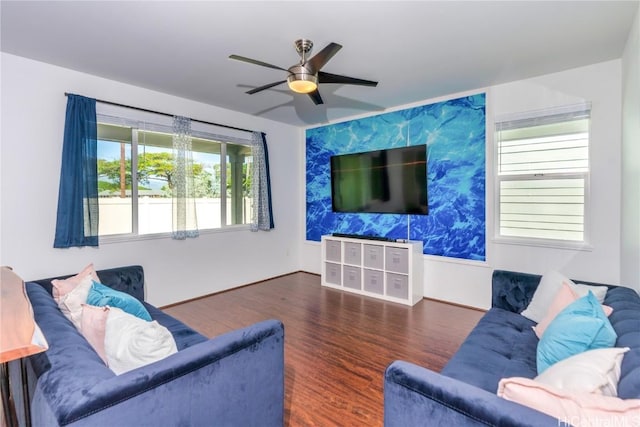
[229,39,378,105]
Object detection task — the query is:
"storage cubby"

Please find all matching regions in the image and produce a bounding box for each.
[321,235,424,306]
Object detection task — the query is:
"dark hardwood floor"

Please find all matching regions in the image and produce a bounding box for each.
[162,272,485,427]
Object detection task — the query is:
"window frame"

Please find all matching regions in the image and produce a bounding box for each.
[96,110,254,243]
[493,104,592,250]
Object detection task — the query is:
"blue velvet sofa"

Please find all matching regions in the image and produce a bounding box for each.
[11,265,285,426]
[384,270,640,426]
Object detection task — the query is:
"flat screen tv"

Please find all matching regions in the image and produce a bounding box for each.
[330,145,428,215]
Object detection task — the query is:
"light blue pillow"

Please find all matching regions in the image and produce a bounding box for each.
[87,281,152,321]
[537,291,616,374]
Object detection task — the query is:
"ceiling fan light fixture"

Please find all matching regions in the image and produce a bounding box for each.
[287,66,318,94]
[288,78,317,94]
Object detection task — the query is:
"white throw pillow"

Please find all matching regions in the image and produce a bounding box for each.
[535,347,629,396]
[104,307,177,375]
[521,271,608,322]
[574,283,608,303]
[522,271,572,322]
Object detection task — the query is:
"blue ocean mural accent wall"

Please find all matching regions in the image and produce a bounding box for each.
[306,93,486,261]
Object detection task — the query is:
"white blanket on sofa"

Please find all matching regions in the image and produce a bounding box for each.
[105,307,177,375]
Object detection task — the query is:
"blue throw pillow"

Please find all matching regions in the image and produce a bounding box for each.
[537,291,616,374]
[87,280,152,321]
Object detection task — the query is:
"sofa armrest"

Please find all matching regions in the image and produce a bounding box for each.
[32,319,285,427]
[384,361,560,427]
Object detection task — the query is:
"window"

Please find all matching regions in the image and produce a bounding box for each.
[495,105,590,244]
[97,117,253,238]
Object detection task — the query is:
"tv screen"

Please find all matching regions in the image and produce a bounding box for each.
[330,145,428,215]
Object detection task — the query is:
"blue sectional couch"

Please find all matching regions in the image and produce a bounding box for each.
[11,265,285,427]
[384,270,640,426]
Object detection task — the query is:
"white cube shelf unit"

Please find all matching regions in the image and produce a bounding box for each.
[321,235,424,306]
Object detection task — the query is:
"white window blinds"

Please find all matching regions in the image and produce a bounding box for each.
[496,105,590,243]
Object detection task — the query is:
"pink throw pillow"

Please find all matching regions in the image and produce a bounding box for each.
[533,282,578,338]
[51,263,101,300]
[498,377,640,426]
[534,282,613,339]
[80,304,109,365]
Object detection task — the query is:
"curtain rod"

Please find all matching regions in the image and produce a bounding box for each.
[64,92,258,135]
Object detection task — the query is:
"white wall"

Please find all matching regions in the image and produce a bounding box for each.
[0,53,303,307]
[301,60,626,309]
[621,7,640,290]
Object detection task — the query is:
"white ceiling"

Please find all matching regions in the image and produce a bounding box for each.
[1,1,638,128]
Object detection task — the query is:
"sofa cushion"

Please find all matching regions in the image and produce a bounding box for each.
[537,292,617,373]
[605,286,640,400]
[442,308,538,393]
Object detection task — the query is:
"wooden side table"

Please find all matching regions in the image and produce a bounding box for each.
[1,267,48,427]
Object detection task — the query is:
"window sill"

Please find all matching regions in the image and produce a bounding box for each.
[491,236,594,252]
[99,225,251,244]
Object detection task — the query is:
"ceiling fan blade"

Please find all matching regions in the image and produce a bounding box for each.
[318,71,378,87]
[306,42,342,72]
[229,54,289,72]
[308,89,324,105]
[246,80,287,95]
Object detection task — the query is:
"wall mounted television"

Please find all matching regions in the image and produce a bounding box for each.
[330,145,428,215]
